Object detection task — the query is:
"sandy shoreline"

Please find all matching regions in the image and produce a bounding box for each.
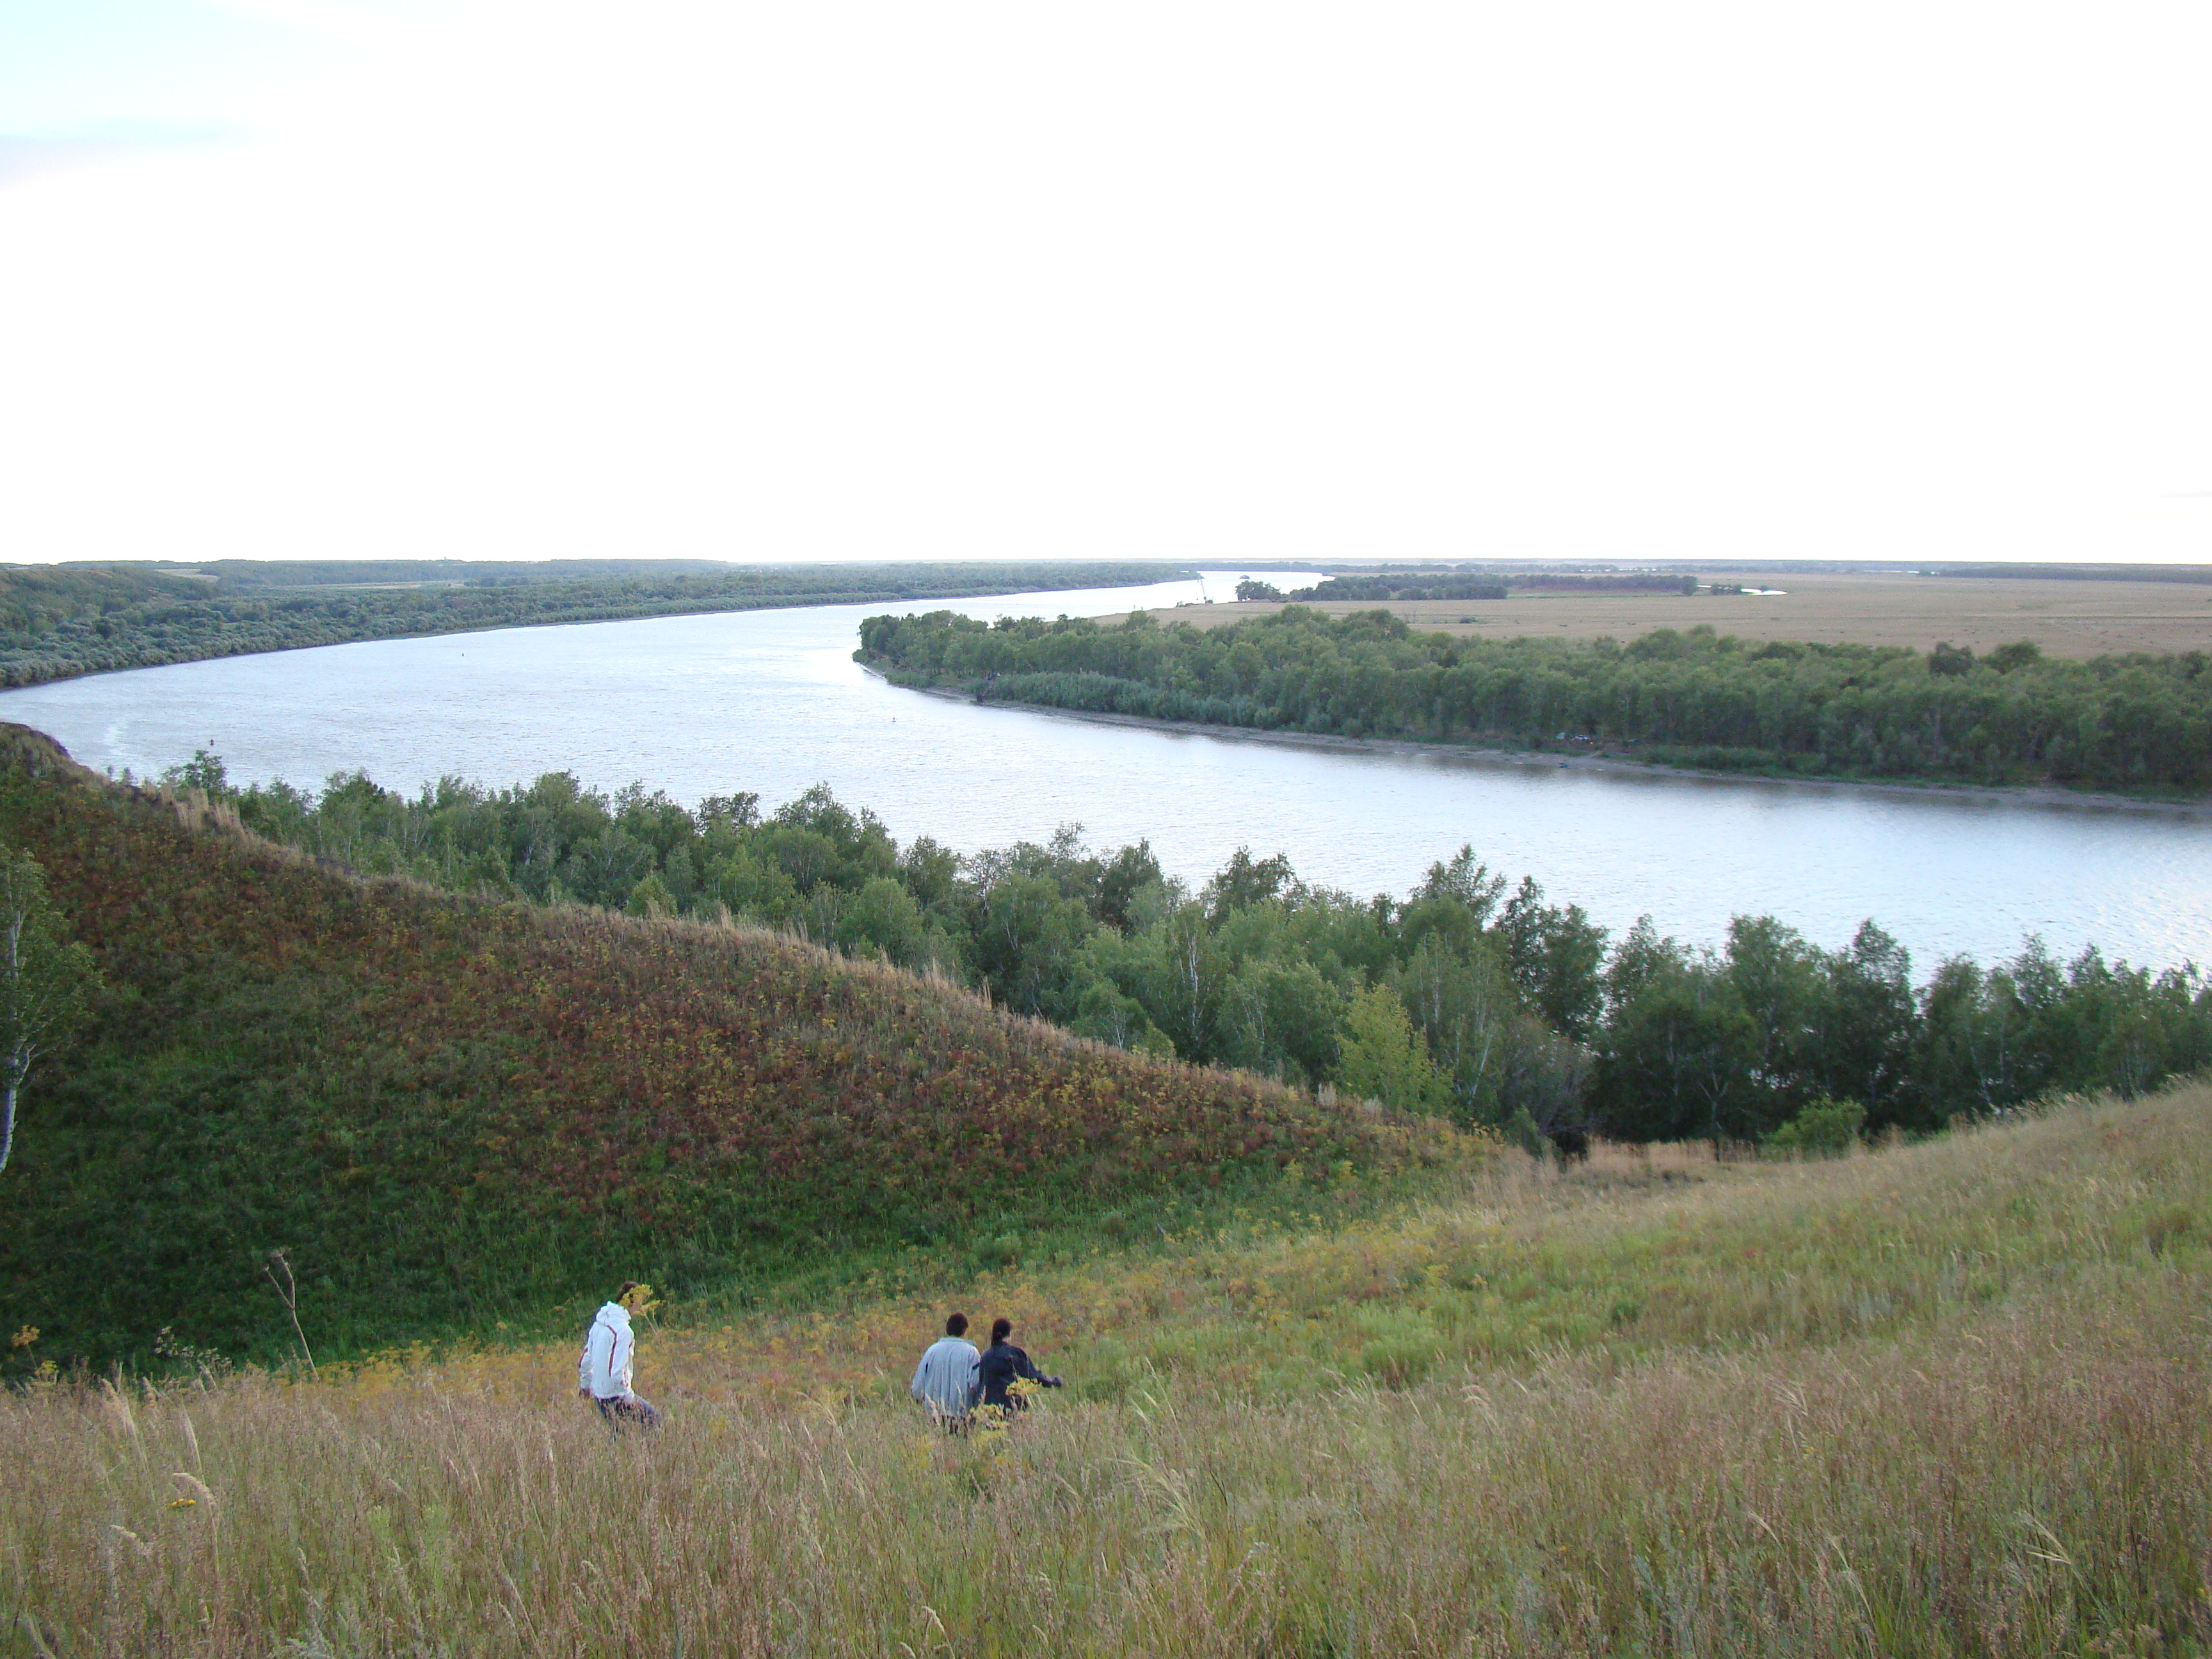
[886,677,2212,820]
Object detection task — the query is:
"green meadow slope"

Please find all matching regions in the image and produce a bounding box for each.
[6,1087,2210,1656]
[0,727,1470,1368]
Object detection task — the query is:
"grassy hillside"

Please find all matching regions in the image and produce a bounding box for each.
[0,726,1468,1368]
[314,1075,2212,1410]
[5,1086,2208,1655]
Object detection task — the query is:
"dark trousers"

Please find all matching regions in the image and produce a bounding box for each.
[595,1395,662,1430]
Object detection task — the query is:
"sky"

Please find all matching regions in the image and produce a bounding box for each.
[1,1,2208,568]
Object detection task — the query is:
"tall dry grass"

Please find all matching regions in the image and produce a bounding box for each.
[309,1080,2212,1414]
[7,1087,2211,1656]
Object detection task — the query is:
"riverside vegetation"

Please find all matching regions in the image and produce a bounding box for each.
[4,1084,2211,1655]
[858,604,2212,793]
[0,560,1185,689]
[172,747,2212,1158]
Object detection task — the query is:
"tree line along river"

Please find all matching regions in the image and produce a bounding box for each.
[0,573,2204,974]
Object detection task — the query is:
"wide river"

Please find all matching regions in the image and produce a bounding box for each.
[2,573,2206,973]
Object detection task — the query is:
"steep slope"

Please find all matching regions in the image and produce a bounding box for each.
[0,726,1470,1366]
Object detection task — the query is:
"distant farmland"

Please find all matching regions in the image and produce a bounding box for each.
[1130,568,2212,659]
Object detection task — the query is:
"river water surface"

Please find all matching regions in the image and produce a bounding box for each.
[1,573,2206,973]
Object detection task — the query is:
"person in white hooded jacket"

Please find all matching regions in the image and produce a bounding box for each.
[577,1283,662,1429]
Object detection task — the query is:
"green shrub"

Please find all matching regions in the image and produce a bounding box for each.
[1766,1096,1866,1157]
[1505,1105,1550,1162]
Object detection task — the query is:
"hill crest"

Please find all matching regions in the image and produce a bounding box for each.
[0,725,1472,1366]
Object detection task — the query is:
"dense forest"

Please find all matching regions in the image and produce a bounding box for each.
[0,561,1183,689]
[177,750,2211,1153]
[859,605,2212,793]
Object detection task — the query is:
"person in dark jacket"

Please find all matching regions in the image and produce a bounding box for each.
[977,1317,1062,1413]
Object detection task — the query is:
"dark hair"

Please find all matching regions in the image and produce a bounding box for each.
[616,1281,641,1300]
[990,1317,1013,1344]
[945,1313,968,1337]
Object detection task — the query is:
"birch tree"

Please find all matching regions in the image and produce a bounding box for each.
[0,847,99,1174]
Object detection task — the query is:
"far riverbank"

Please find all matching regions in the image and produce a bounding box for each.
[908,680,2212,820]
[0,560,1191,691]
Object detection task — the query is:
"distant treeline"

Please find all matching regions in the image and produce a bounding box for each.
[1301,575,1507,601]
[167,557,742,590]
[1302,573,1695,602]
[1928,563,2212,585]
[1241,573,1696,604]
[1261,562,2212,586]
[858,607,2212,794]
[0,562,1185,689]
[179,753,2211,1150]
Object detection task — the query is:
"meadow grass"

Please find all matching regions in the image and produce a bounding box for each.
[6,1083,2210,1656]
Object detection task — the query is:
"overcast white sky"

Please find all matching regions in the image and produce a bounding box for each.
[1,1,2208,567]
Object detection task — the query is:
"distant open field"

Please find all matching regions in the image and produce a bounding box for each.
[1124,570,2212,658]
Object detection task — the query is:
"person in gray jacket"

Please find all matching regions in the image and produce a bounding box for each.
[908,1312,981,1431]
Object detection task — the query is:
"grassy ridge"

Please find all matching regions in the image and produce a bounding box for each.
[0,726,1468,1368]
[6,1087,2208,1655]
